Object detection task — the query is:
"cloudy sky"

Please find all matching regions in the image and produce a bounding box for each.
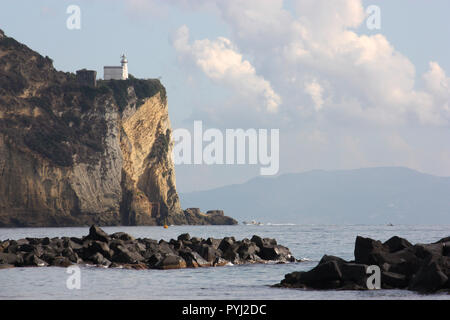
[1,0,450,192]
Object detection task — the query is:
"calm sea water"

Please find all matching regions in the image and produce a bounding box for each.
[0,224,449,300]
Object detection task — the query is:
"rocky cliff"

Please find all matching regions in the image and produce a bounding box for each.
[0,29,237,227]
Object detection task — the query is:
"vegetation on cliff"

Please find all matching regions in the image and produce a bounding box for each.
[0,29,236,227]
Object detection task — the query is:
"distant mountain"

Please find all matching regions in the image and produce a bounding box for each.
[180,167,450,224]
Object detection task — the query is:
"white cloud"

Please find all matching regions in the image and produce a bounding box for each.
[304,79,324,111]
[125,0,450,183]
[172,25,281,113]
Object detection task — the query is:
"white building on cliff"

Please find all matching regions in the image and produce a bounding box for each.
[104,54,128,80]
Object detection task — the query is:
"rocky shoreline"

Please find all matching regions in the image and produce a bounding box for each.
[0,225,296,270]
[275,235,450,294]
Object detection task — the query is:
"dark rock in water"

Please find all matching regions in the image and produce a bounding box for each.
[319,255,347,266]
[86,241,113,260]
[383,236,412,253]
[409,259,449,293]
[50,256,73,267]
[205,237,221,249]
[218,237,235,253]
[155,254,187,270]
[259,245,291,261]
[110,232,135,242]
[0,252,23,266]
[443,243,450,257]
[435,236,450,244]
[178,250,210,268]
[0,240,10,252]
[112,245,144,264]
[177,233,191,242]
[222,248,239,264]
[354,236,385,265]
[199,244,220,262]
[62,247,79,263]
[87,225,110,243]
[0,224,296,271]
[276,235,450,294]
[23,253,48,267]
[382,271,408,289]
[146,253,164,267]
[237,242,260,260]
[88,253,111,267]
[303,260,343,287]
[341,263,368,286]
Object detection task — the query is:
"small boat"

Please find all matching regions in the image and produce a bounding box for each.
[242,220,263,226]
[387,223,394,227]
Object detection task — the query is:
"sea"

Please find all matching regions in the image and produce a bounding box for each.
[0,224,449,300]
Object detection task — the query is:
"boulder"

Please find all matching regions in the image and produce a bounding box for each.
[0,240,10,252]
[340,263,368,285]
[61,247,80,263]
[158,240,176,256]
[16,239,29,246]
[383,236,412,253]
[302,260,343,287]
[281,261,343,289]
[222,248,239,263]
[218,237,235,253]
[88,252,111,267]
[155,254,187,270]
[23,253,48,267]
[205,238,221,249]
[178,250,210,268]
[66,240,83,251]
[280,271,304,287]
[25,238,42,246]
[318,255,347,266]
[110,232,135,241]
[259,245,291,261]
[199,245,220,262]
[177,233,191,242]
[354,236,385,265]
[237,242,260,260]
[147,253,164,267]
[112,245,145,264]
[409,260,448,293]
[212,257,228,267]
[443,242,450,257]
[382,271,408,289]
[169,239,183,250]
[87,225,110,243]
[277,235,450,293]
[50,256,73,267]
[87,241,113,259]
[0,252,23,266]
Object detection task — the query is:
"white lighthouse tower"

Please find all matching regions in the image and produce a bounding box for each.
[104,54,129,80]
[121,54,128,80]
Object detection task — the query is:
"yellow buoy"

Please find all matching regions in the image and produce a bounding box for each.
[163,224,168,229]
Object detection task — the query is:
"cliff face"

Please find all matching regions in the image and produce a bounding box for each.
[0,30,236,227]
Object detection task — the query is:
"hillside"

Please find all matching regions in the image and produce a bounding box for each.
[180,167,450,224]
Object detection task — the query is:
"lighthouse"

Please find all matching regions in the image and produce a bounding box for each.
[104,54,129,80]
[121,54,128,80]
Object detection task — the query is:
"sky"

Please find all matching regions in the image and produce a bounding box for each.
[1,0,450,193]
